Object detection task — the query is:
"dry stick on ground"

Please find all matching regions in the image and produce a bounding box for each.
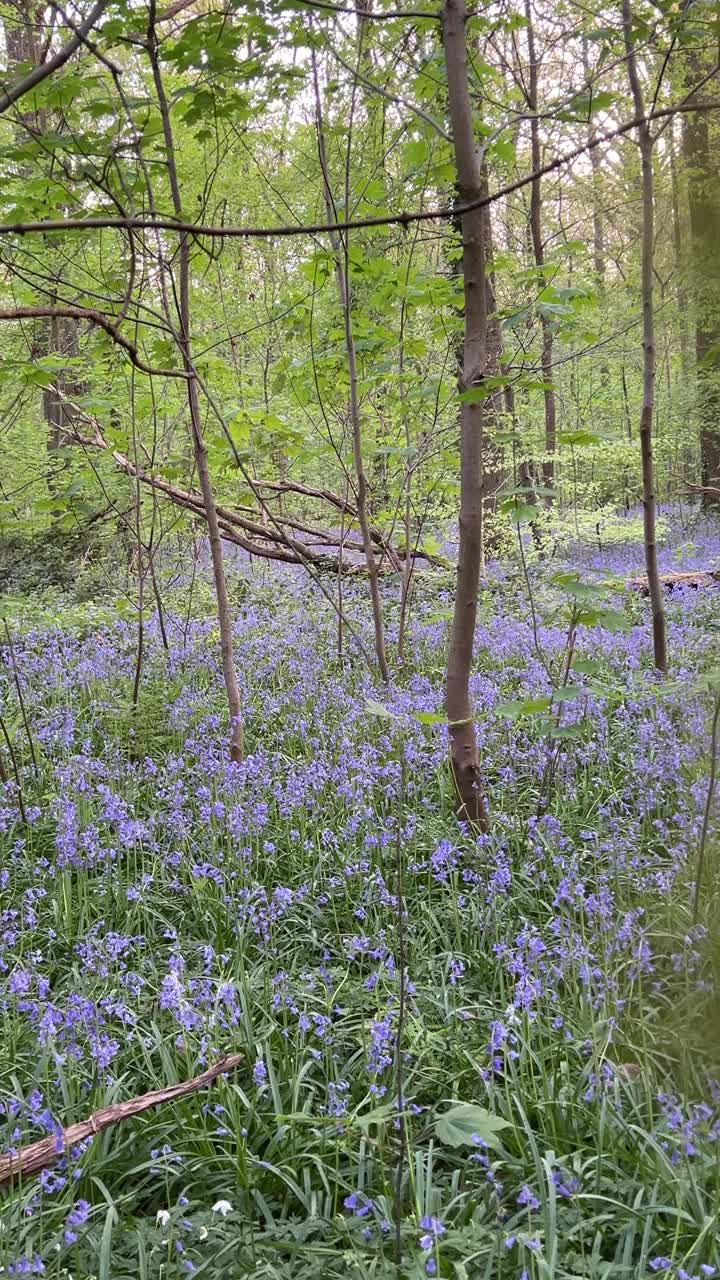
[0,1054,244,1187]
[622,0,668,674]
[441,0,490,829]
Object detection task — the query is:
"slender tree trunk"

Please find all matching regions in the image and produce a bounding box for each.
[622,0,667,675]
[682,52,720,496]
[581,36,605,287]
[670,121,691,379]
[312,50,390,683]
[149,21,244,761]
[524,0,556,499]
[5,3,83,479]
[441,0,489,828]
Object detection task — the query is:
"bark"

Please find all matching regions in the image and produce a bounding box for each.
[441,0,489,829]
[149,28,244,762]
[622,0,667,674]
[524,0,556,499]
[683,53,720,496]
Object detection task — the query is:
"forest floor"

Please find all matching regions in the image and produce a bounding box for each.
[1,510,720,1279]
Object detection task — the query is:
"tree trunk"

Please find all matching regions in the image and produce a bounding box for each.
[4,2,83,476]
[670,120,691,379]
[312,50,390,683]
[682,54,720,497]
[581,36,605,287]
[441,0,489,828]
[622,0,667,675]
[149,28,244,761]
[524,0,556,500]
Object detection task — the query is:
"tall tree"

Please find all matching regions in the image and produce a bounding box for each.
[683,52,720,497]
[523,0,557,499]
[622,0,667,674]
[442,0,489,827]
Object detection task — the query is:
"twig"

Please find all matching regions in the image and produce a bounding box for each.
[0,1053,243,1186]
[0,0,109,115]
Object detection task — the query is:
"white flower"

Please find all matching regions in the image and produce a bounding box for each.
[156,1209,171,1230]
[198,1226,209,1242]
[212,1199,233,1217]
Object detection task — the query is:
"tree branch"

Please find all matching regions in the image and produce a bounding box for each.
[0,0,110,115]
[0,306,188,378]
[0,101,716,242]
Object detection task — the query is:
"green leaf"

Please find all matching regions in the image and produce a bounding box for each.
[593,608,631,633]
[571,657,603,675]
[365,699,397,720]
[435,1103,511,1150]
[354,1102,395,1132]
[557,429,602,447]
[501,500,540,524]
[495,696,553,719]
[537,721,583,740]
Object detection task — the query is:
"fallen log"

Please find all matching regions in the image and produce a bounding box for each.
[0,1053,243,1187]
[626,569,720,593]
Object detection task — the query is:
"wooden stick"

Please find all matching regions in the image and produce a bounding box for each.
[0,1053,243,1187]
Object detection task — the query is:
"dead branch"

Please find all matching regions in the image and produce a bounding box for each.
[0,1053,243,1187]
[626,569,720,593]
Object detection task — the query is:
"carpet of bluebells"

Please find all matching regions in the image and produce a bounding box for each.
[2,512,720,1279]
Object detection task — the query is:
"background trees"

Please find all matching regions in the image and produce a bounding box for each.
[0,0,717,724]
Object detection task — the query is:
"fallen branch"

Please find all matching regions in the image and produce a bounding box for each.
[0,1053,243,1187]
[64,407,438,574]
[626,569,720,593]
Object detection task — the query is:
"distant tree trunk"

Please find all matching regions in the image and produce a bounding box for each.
[581,36,605,288]
[5,2,85,482]
[524,0,556,500]
[683,54,720,497]
[622,0,667,674]
[670,121,691,379]
[442,0,489,828]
